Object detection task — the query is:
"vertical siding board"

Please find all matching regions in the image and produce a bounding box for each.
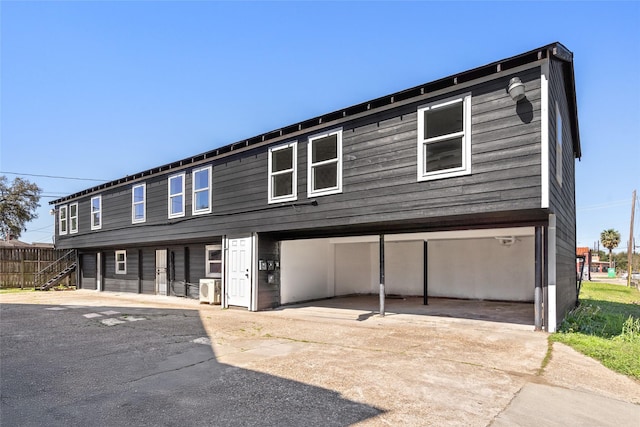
[80,252,97,290]
[548,57,578,325]
[141,247,156,294]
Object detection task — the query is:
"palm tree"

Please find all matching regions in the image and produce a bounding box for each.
[600,229,621,269]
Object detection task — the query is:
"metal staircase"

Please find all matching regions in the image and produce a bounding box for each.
[35,250,77,291]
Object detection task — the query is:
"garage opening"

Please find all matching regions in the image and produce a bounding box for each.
[280,228,535,326]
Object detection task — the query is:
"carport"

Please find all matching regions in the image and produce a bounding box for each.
[279,227,536,326]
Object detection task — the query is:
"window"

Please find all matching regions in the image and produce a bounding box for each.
[91,196,102,230]
[307,129,342,197]
[115,250,126,275]
[205,244,222,278]
[555,102,563,187]
[268,142,297,203]
[58,205,68,235]
[168,173,185,218]
[132,183,146,224]
[192,166,212,215]
[69,203,78,234]
[417,94,472,181]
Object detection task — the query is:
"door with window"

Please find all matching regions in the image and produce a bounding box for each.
[226,237,252,308]
[155,249,168,296]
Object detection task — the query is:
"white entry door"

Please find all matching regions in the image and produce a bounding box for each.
[156,249,168,296]
[226,237,252,308]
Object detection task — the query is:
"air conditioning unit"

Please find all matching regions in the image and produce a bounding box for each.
[199,279,221,305]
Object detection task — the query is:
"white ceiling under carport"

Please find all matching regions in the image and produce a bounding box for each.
[327,227,535,244]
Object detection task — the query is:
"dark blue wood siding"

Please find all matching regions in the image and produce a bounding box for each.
[80,253,96,290]
[548,57,579,327]
[55,66,543,250]
[103,249,138,293]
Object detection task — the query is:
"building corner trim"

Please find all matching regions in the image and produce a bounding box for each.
[541,62,550,209]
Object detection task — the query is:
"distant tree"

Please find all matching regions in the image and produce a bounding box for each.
[600,229,621,269]
[0,176,42,240]
[614,252,628,271]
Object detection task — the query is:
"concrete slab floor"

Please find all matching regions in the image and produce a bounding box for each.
[277,295,534,328]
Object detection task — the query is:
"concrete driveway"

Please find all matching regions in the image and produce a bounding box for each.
[1,290,639,426]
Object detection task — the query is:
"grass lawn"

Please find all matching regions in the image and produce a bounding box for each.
[552,281,640,379]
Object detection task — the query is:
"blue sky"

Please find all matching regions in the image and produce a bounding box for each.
[1,1,639,252]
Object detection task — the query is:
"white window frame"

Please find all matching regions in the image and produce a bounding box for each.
[417,94,472,181]
[168,173,185,219]
[69,202,78,234]
[205,244,223,278]
[268,141,298,203]
[115,250,127,275]
[555,102,563,187]
[132,183,146,224]
[58,205,68,235]
[307,128,343,197]
[192,166,212,215]
[90,196,102,230]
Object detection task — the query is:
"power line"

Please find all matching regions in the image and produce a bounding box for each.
[1,171,108,182]
[577,199,632,212]
[26,224,53,233]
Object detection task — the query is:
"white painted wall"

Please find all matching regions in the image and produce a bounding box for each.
[281,239,333,304]
[280,229,534,305]
[428,237,534,301]
[386,241,424,295]
[334,243,375,295]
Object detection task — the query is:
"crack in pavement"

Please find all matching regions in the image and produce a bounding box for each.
[128,356,218,383]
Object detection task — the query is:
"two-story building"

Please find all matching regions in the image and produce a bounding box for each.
[51,42,581,332]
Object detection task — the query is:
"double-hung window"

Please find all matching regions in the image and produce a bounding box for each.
[308,129,342,197]
[115,250,126,275]
[268,142,297,203]
[192,166,212,215]
[58,205,68,235]
[91,196,102,230]
[205,244,222,278]
[168,173,185,218]
[132,183,146,224]
[69,203,78,234]
[417,94,471,181]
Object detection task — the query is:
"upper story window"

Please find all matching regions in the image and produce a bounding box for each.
[168,173,185,218]
[91,196,102,230]
[417,94,472,181]
[308,129,342,197]
[555,102,563,187]
[69,203,78,234]
[58,205,68,235]
[132,183,146,224]
[268,142,297,203]
[192,166,212,215]
[115,250,126,275]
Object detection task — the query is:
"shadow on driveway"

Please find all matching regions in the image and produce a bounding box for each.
[0,302,383,426]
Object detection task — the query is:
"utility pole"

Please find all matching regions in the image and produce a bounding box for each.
[628,190,636,287]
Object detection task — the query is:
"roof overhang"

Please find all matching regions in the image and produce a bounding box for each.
[52,42,580,205]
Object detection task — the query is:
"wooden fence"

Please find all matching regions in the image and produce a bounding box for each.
[0,247,74,289]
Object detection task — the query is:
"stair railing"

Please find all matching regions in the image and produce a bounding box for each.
[35,250,77,289]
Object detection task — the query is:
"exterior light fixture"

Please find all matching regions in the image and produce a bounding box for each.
[495,236,517,247]
[508,77,526,101]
